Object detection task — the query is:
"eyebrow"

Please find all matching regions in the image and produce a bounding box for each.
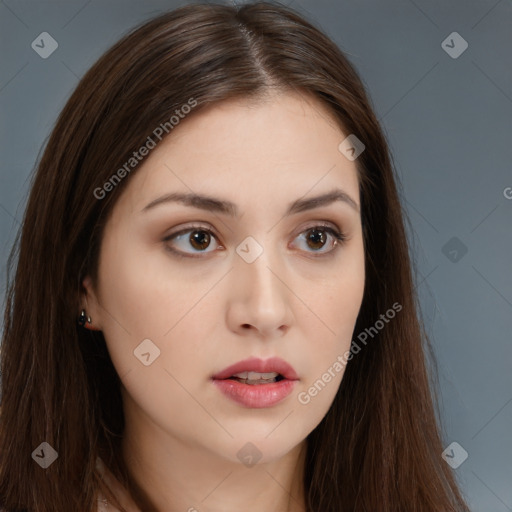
[141,188,360,216]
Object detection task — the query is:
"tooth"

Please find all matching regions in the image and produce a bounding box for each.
[232,371,249,379]
[247,371,279,380]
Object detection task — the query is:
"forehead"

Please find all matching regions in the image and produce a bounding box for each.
[114,91,360,215]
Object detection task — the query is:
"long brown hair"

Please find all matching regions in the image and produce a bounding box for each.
[0,2,470,511]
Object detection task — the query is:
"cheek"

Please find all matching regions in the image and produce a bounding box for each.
[294,286,361,422]
[113,300,227,451]
[294,252,364,409]
[303,257,365,349]
[96,251,223,409]
[97,236,217,344]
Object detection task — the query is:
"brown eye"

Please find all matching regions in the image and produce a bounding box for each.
[189,230,211,251]
[164,226,219,256]
[305,228,328,250]
[291,225,346,256]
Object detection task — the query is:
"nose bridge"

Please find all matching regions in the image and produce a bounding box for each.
[231,233,291,331]
[238,237,281,299]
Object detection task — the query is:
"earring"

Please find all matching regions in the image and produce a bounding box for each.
[78,309,92,327]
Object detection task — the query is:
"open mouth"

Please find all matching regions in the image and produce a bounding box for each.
[212,364,298,408]
[226,371,286,385]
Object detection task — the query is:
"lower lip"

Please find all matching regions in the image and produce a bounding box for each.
[212,378,298,408]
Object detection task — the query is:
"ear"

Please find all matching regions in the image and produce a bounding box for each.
[80,275,103,331]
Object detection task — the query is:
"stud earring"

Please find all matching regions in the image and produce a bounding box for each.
[78,309,92,327]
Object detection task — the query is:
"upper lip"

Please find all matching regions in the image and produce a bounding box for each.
[212,357,299,380]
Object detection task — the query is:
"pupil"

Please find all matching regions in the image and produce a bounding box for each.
[307,229,326,250]
[190,230,210,250]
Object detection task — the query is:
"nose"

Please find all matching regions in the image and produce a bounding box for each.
[226,243,294,339]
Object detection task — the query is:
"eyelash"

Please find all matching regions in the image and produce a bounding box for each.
[162,222,347,260]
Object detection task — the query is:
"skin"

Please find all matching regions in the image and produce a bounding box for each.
[82,90,366,512]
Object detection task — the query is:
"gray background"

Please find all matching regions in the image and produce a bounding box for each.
[1,0,511,510]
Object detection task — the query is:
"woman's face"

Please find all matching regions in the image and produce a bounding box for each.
[83,91,365,467]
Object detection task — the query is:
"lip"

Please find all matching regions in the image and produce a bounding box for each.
[211,357,299,408]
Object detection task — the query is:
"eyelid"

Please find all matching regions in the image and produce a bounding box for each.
[162,223,222,259]
[290,222,347,258]
[163,222,219,242]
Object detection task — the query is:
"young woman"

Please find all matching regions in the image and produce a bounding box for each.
[0,2,471,511]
